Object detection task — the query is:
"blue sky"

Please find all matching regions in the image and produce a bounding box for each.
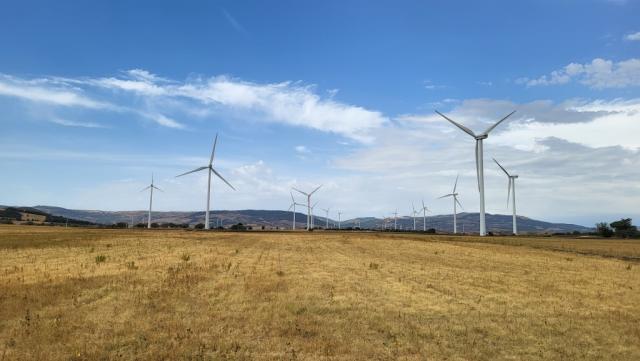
[1,0,639,226]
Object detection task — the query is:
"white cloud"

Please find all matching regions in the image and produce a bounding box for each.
[49,118,107,128]
[625,31,640,41]
[143,113,184,129]
[0,71,388,138]
[518,58,640,89]
[295,145,310,154]
[0,75,109,109]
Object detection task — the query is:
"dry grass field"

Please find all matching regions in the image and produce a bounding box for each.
[1,225,639,360]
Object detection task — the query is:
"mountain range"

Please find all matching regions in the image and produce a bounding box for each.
[30,205,592,234]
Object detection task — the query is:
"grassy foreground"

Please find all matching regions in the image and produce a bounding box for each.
[0,226,639,360]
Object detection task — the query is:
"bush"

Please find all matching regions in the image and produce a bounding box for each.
[194,223,205,229]
[230,223,247,231]
[95,255,107,264]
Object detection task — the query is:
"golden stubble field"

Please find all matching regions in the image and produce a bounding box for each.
[0,225,639,360]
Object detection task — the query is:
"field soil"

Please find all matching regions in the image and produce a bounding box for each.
[1,226,639,360]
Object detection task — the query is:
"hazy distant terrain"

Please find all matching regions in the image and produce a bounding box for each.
[33,205,592,234]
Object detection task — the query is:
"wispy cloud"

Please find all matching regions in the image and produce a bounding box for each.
[0,75,111,109]
[423,80,446,90]
[517,58,640,89]
[0,70,389,140]
[625,31,640,41]
[49,117,107,128]
[222,9,248,35]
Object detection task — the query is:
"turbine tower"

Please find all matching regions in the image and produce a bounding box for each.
[321,207,331,229]
[494,158,519,235]
[392,209,398,231]
[310,201,319,229]
[176,133,235,230]
[337,211,342,230]
[141,173,163,229]
[288,192,305,230]
[438,175,463,234]
[292,185,322,231]
[411,203,418,231]
[436,110,515,236]
[419,199,430,232]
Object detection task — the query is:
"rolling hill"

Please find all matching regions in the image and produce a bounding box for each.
[32,205,592,234]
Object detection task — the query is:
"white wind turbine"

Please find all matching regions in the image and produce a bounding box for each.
[288,192,305,230]
[494,158,519,235]
[140,173,163,229]
[392,209,398,231]
[176,133,235,230]
[419,199,431,232]
[411,203,419,231]
[321,207,331,229]
[337,211,343,230]
[436,110,515,236]
[292,185,322,231]
[310,201,319,229]
[438,175,463,234]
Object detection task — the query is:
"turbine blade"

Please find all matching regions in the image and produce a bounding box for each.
[453,174,459,193]
[153,185,164,192]
[309,185,323,196]
[209,133,218,165]
[140,185,151,192]
[292,187,308,196]
[435,110,477,137]
[493,157,511,177]
[290,191,295,203]
[288,204,294,211]
[482,110,516,136]
[455,197,463,210]
[176,166,208,178]
[211,167,236,190]
[438,194,453,199]
[422,199,425,210]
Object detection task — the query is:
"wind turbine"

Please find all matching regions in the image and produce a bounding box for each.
[411,203,419,231]
[292,185,322,231]
[337,211,343,230]
[419,199,431,232]
[288,192,305,230]
[176,133,235,230]
[436,110,515,236]
[438,175,463,234]
[392,209,398,231]
[321,207,331,229]
[494,158,519,235]
[310,201,319,229]
[141,173,163,229]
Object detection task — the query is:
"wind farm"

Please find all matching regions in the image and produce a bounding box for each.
[2,1,639,360]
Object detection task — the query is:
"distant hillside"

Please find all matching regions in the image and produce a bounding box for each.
[343,213,592,234]
[33,205,591,234]
[0,206,94,226]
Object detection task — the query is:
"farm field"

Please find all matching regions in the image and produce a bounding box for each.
[1,225,639,360]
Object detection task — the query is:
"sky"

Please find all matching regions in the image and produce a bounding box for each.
[1,0,639,226]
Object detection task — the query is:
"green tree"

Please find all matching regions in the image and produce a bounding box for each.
[595,222,614,238]
[609,218,638,238]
